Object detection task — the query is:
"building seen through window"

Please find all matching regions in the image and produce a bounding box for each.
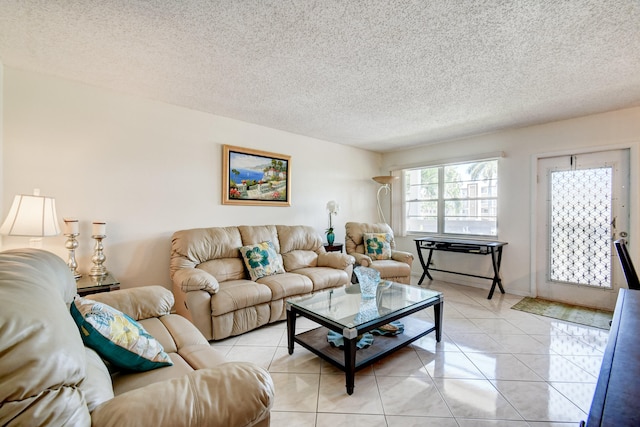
[404,159,498,237]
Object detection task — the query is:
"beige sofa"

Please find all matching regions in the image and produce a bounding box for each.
[170,225,355,340]
[0,249,274,427]
[345,222,414,284]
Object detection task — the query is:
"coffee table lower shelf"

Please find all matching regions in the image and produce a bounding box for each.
[293,317,435,393]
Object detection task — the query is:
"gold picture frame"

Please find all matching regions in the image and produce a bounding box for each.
[222,145,291,206]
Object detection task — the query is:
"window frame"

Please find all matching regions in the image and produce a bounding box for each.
[400,157,500,238]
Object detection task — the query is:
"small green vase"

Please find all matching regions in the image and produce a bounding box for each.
[327,231,335,245]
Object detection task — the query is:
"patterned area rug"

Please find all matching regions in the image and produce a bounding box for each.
[511,297,613,330]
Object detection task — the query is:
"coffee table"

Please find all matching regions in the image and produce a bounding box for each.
[286,281,443,394]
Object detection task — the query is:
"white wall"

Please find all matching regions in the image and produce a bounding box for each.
[383,107,640,297]
[0,61,3,232]
[2,67,382,288]
[5,66,639,298]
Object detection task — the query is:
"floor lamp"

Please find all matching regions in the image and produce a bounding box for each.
[372,175,398,224]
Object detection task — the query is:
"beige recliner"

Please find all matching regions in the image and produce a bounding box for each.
[345,222,414,284]
[0,248,274,427]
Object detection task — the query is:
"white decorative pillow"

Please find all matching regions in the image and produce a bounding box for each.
[70,296,172,372]
[364,232,392,260]
[239,240,285,281]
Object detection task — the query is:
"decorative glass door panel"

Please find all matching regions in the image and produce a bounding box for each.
[549,167,612,287]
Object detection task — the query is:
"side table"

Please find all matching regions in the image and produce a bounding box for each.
[76,273,120,296]
[323,243,343,253]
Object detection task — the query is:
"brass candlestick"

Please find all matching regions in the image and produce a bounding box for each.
[64,233,82,279]
[89,234,108,277]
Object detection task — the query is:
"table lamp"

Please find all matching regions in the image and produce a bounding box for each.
[0,189,61,248]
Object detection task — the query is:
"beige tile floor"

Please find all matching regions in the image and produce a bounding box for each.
[211,280,606,427]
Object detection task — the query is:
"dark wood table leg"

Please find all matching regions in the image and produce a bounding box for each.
[434,299,443,342]
[343,337,357,395]
[286,306,296,355]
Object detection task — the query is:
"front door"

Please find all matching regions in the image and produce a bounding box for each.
[535,149,630,310]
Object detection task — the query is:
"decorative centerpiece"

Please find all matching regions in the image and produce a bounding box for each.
[325,200,339,245]
[354,266,379,299]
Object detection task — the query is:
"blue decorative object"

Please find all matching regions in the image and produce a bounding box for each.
[371,320,404,336]
[353,298,379,324]
[327,230,335,245]
[354,266,380,299]
[327,331,374,350]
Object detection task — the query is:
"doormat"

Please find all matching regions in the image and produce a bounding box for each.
[511,297,613,330]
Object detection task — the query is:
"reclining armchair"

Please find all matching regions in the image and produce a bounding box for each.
[0,248,274,427]
[345,222,414,284]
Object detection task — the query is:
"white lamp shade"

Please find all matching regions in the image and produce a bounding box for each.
[0,194,61,236]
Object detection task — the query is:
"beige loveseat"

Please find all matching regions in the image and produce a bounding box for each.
[170,225,355,340]
[0,249,274,427]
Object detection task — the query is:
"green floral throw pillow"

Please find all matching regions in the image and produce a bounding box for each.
[70,296,173,372]
[240,240,285,281]
[364,232,392,260]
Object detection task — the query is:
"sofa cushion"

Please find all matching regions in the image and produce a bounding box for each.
[257,272,313,300]
[281,249,319,270]
[110,352,195,395]
[94,363,274,427]
[211,280,273,315]
[276,224,322,253]
[239,225,280,249]
[240,240,285,281]
[172,268,220,294]
[138,317,179,354]
[0,249,91,426]
[364,232,392,260]
[86,285,174,321]
[71,296,173,372]
[370,259,412,278]
[199,258,246,282]
[81,347,115,412]
[291,267,350,292]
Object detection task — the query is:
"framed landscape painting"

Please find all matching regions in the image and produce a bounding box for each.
[222,145,291,206]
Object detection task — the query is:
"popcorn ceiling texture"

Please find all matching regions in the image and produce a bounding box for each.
[1,1,639,152]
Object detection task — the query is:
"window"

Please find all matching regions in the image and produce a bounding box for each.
[404,159,498,237]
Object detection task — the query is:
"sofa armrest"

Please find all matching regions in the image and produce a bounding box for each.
[173,268,220,294]
[391,250,414,266]
[350,252,373,267]
[317,252,355,271]
[91,363,274,427]
[87,286,173,321]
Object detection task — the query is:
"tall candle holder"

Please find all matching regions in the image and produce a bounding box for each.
[64,233,82,279]
[89,234,108,277]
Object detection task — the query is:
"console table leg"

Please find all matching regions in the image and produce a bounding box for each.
[416,244,434,285]
[495,247,505,294]
[487,248,505,299]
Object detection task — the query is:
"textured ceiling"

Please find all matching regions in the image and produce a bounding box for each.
[1,1,639,152]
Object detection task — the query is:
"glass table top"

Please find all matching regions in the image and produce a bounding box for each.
[287,281,442,329]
